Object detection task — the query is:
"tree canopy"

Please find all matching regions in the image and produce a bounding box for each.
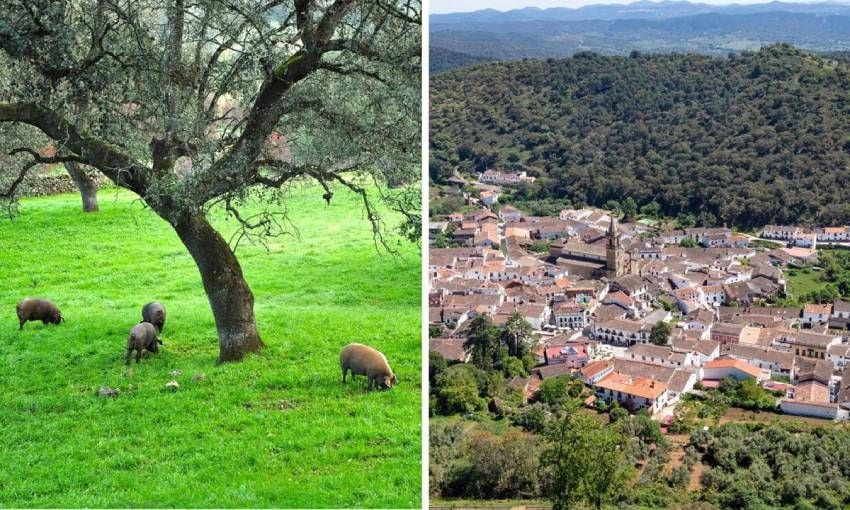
[649,321,671,346]
[431,45,850,229]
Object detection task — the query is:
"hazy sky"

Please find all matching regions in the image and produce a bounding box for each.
[430,0,836,14]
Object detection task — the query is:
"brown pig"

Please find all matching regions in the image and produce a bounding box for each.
[340,343,397,390]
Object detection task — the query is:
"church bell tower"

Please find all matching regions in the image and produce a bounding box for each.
[606,216,622,276]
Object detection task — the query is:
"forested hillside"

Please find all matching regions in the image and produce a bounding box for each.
[430,47,494,73]
[430,45,850,229]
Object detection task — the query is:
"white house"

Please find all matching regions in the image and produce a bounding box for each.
[832,301,850,320]
[581,360,614,385]
[593,372,669,414]
[761,225,800,241]
[670,274,693,289]
[702,285,726,306]
[666,369,699,404]
[684,309,715,331]
[703,358,766,381]
[479,190,499,206]
[671,338,720,367]
[816,227,850,243]
[723,344,794,378]
[504,303,550,330]
[827,344,850,370]
[793,232,817,248]
[553,302,589,330]
[625,344,693,368]
[480,169,535,186]
[593,318,651,346]
[803,303,832,326]
[498,205,523,223]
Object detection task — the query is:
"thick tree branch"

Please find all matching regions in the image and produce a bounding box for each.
[0,102,149,194]
[322,37,419,64]
[315,0,355,44]
[8,147,83,164]
[0,147,82,201]
[319,61,388,84]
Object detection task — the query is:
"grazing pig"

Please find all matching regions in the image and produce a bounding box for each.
[141,302,166,333]
[126,322,161,365]
[16,298,63,330]
[340,343,397,390]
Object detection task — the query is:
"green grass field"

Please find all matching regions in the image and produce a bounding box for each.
[786,267,825,299]
[0,184,421,507]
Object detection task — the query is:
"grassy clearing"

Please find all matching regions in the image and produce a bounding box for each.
[0,184,421,508]
[718,407,838,427]
[786,267,825,299]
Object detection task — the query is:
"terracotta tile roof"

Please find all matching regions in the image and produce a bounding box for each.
[596,372,667,400]
[704,358,762,378]
[725,344,794,370]
[554,302,585,314]
[834,300,850,314]
[604,290,633,306]
[668,370,696,393]
[794,380,830,403]
[612,359,676,383]
[794,357,834,385]
[784,331,839,349]
[804,303,832,315]
[712,322,746,336]
[628,344,676,360]
[536,363,575,379]
[672,338,720,356]
[429,338,467,362]
[597,318,647,334]
[545,343,588,360]
[581,360,613,379]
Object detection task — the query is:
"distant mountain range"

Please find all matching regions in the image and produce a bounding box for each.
[430,1,850,70]
[432,1,850,23]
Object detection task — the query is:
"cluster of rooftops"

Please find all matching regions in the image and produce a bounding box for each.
[430,202,850,420]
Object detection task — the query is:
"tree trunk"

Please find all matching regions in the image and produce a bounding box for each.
[65,161,99,212]
[171,211,265,362]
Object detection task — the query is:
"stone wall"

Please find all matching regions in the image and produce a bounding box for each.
[20,173,108,197]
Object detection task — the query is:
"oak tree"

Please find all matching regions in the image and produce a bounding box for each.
[0,0,420,361]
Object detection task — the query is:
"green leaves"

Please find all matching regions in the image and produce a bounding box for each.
[650,320,671,346]
[431,46,850,229]
[543,412,631,510]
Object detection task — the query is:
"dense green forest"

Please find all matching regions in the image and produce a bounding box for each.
[430,47,494,74]
[430,45,850,229]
